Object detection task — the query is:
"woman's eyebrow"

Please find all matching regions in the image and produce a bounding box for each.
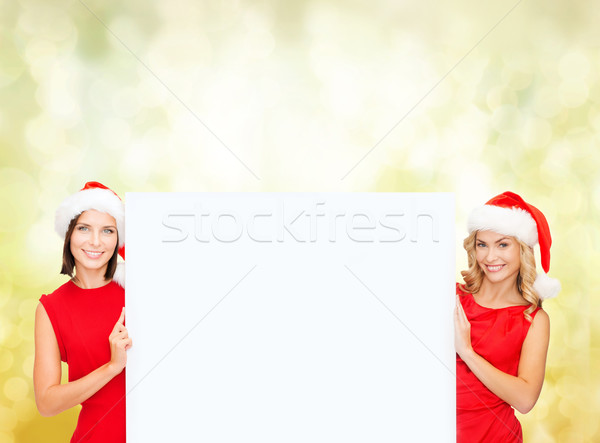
[76,223,117,229]
[495,237,510,243]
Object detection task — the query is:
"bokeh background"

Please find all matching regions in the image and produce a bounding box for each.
[1,0,599,441]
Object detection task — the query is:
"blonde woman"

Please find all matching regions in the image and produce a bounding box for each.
[455,192,560,442]
[34,182,130,442]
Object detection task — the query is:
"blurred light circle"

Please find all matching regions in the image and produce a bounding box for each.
[534,87,562,119]
[99,118,132,150]
[534,196,557,226]
[558,80,589,108]
[0,406,17,431]
[13,398,37,421]
[88,80,113,112]
[45,79,79,123]
[0,31,25,88]
[559,52,590,80]
[37,145,85,174]
[588,106,600,132]
[18,316,35,342]
[118,143,152,187]
[491,104,522,134]
[502,63,533,91]
[25,114,66,156]
[520,117,552,149]
[553,184,583,217]
[0,265,12,310]
[533,397,549,419]
[147,29,212,75]
[0,323,22,350]
[136,78,168,108]
[558,397,578,419]
[558,427,585,442]
[25,221,59,283]
[22,354,34,379]
[3,377,29,402]
[19,299,38,319]
[0,350,13,373]
[539,152,571,187]
[112,88,142,119]
[486,86,518,111]
[23,40,57,82]
[244,30,275,59]
[0,169,39,233]
[592,177,600,215]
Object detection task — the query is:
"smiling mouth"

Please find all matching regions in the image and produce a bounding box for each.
[486,264,505,272]
[83,250,103,258]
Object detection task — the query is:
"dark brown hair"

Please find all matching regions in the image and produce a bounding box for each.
[60,214,119,281]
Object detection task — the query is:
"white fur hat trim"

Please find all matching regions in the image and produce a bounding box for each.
[467,205,538,247]
[112,262,125,288]
[55,187,125,247]
[533,272,561,301]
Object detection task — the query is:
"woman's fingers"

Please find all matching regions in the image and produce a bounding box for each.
[107,309,132,371]
[114,330,129,340]
[110,329,129,341]
[115,338,131,349]
[454,295,473,358]
[111,308,126,334]
[456,297,469,325]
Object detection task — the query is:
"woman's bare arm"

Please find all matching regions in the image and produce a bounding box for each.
[33,304,132,416]
[455,297,550,414]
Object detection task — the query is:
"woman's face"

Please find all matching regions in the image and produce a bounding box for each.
[70,210,118,275]
[475,230,521,285]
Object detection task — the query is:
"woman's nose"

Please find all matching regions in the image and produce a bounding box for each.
[90,230,101,245]
[485,247,498,261]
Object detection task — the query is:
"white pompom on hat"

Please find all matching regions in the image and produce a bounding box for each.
[468,191,560,300]
[55,181,125,287]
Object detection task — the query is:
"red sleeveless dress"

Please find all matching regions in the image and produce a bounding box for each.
[40,280,125,443]
[456,283,539,443]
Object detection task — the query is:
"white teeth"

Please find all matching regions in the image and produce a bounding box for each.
[84,251,101,257]
[487,265,503,271]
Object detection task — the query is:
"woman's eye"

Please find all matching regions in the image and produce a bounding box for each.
[499,242,508,247]
[77,226,88,231]
[103,229,115,234]
[476,243,486,248]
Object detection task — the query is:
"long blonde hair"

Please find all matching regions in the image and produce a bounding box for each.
[460,231,541,322]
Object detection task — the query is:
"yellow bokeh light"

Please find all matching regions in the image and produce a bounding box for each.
[3,377,29,403]
[1,0,598,441]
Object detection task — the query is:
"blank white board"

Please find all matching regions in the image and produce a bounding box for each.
[126,193,455,442]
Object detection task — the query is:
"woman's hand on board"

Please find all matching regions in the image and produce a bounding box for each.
[454,295,473,360]
[108,307,132,375]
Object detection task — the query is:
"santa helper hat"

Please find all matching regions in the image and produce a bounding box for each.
[55,181,125,287]
[467,191,560,300]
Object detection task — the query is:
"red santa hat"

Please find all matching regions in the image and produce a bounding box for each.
[467,191,560,300]
[55,181,125,287]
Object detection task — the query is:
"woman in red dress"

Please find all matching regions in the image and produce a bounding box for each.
[34,182,132,442]
[455,192,560,442]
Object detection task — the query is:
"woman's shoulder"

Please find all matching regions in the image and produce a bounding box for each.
[530,307,549,326]
[40,280,75,301]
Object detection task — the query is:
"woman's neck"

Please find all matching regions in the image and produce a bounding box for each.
[71,268,111,289]
[478,278,523,305]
